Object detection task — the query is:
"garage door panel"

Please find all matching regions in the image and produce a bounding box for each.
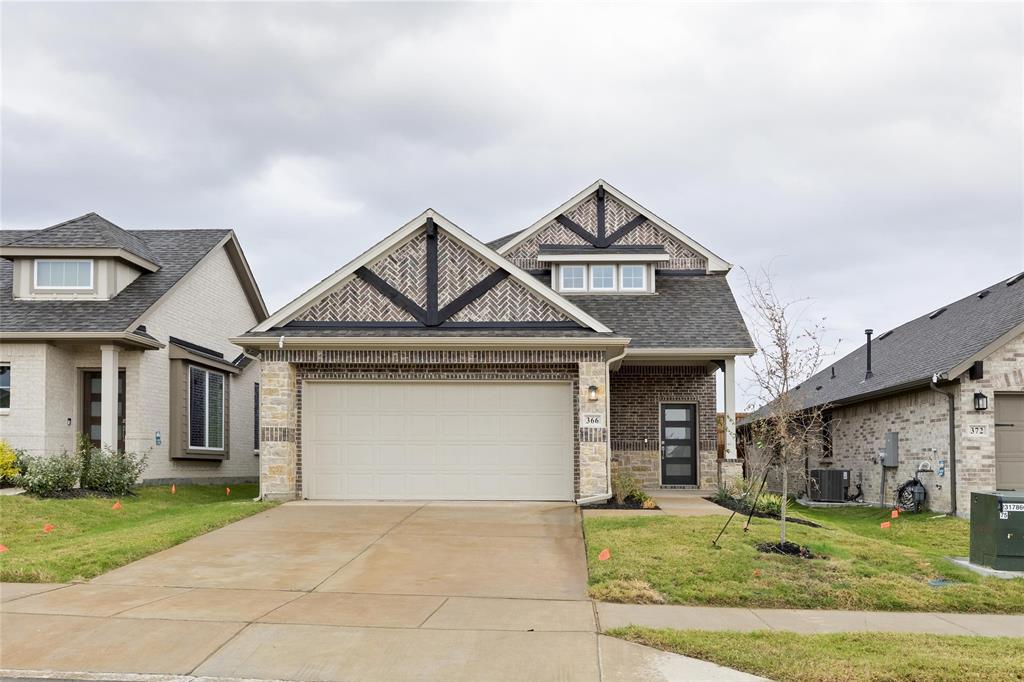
[996,393,1024,490]
[303,382,574,500]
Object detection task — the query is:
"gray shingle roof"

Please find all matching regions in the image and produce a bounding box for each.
[754,271,1024,415]
[564,273,753,349]
[1,228,229,333]
[4,213,161,265]
[486,230,524,250]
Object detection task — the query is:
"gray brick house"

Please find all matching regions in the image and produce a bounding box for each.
[0,213,268,483]
[743,272,1024,516]
[234,180,753,502]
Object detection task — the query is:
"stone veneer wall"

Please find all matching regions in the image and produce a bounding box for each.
[608,365,717,488]
[257,349,609,501]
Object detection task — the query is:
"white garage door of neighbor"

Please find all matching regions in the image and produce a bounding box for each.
[303,382,575,500]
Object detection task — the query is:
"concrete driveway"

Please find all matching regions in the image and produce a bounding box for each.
[1,501,762,682]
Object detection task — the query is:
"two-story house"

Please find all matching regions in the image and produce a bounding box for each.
[0,213,267,484]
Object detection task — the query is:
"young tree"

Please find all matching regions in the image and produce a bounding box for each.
[743,265,832,547]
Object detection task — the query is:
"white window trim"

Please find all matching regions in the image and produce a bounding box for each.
[0,363,9,414]
[620,264,647,291]
[560,264,587,292]
[187,366,225,451]
[589,264,617,291]
[33,259,94,290]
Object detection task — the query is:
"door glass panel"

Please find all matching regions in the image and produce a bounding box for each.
[665,427,691,440]
[91,377,101,393]
[90,425,101,440]
[665,444,692,458]
[666,463,688,476]
[90,401,101,417]
[665,407,692,421]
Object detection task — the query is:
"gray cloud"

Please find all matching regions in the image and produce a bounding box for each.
[3,2,1021,407]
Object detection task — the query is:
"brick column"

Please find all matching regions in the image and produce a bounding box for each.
[578,360,609,498]
[260,360,298,500]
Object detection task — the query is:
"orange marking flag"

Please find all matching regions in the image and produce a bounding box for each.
[171,484,176,494]
[42,524,55,534]
[226,487,231,496]
[880,521,891,529]
[112,501,122,510]
[0,544,8,553]
[891,509,899,519]
[598,548,611,561]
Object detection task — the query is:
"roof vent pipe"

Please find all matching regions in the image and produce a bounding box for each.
[864,329,874,380]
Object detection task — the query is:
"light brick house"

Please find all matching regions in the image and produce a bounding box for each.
[0,213,268,484]
[235,181,753,502]
[743,272,1024,516]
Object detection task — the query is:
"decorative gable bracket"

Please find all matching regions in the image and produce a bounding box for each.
[355,219,511,327]
[554,186,647,248]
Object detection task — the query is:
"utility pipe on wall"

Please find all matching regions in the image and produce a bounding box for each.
[929,374,958,516]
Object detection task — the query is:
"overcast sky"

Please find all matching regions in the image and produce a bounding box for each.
[2,2,1022,409]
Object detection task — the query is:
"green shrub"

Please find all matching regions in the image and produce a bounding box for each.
[753,492,789,517]
[0,440,24,483]
[17,451,81,497]
[81,447,147,495]
[611,470,651,506]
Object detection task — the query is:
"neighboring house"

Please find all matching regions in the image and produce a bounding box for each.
[742,272,1024,516]
[0,213,268,484]
[234,180,753,502]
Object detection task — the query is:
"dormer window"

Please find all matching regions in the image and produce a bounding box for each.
[560,265,586,292]
[590,265,616,291]
[620,265,646,291]
[34,259,93,290]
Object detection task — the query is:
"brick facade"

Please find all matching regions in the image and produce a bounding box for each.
[608,364,718,488]
[257,348,609,501]
[803,330,1024,517]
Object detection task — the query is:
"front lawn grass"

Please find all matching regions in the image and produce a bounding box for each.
[608,627,1024,682]
[584,512,1024,612]
[0,484,276,582]
[793,505,969,556]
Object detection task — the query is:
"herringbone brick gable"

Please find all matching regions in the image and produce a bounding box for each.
[292,224,573,325]
[437,231,496,308]
[450,277,568,323]
[367,232,428,307]
[504,191,709,272]
[296,275,417,322]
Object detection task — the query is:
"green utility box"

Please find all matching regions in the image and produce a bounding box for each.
[970,491,1024,571]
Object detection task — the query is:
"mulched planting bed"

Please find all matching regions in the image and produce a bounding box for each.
[34,488,131,500]
[755,540,820,559]
[587,499,661,511]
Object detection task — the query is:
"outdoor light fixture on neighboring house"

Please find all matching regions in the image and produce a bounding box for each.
[974,392,989,411]
[587,385,599,401]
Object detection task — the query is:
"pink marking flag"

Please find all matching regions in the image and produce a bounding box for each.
[598,548,611,561]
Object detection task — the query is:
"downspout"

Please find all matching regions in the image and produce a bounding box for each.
[929,373,957,516]
[576,345,628,506]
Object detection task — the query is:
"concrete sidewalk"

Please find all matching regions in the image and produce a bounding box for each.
[598,603,1024,637]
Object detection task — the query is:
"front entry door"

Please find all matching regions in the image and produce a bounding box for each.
[82,370,125,451]
[661,403,697,486]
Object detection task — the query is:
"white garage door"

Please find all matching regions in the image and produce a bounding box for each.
[302,381,574,500]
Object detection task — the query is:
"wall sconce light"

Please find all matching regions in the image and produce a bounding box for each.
[587,385,599,402]
[973,392,988,411]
